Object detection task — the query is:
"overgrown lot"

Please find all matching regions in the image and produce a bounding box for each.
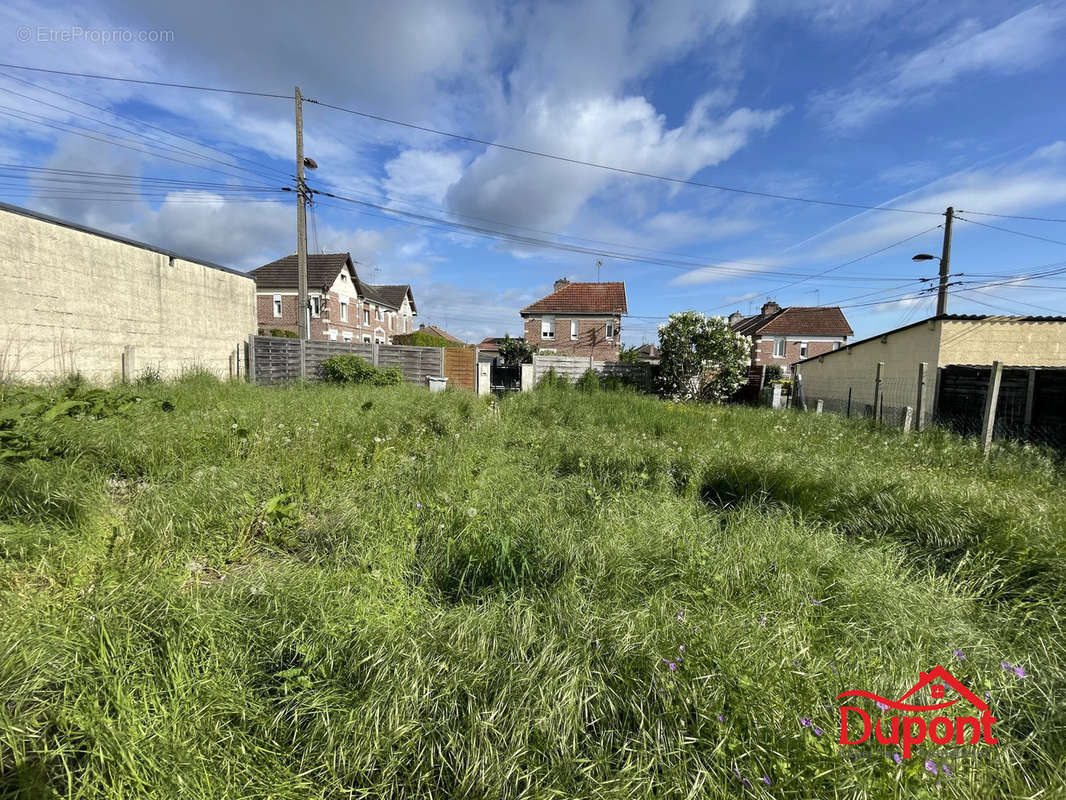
[1,377,1064,798]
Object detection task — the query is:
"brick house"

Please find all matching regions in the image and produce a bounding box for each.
[520,279,627,360]
[730,301,853,369]
[250,252,416,343]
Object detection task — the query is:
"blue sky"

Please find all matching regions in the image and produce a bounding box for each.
[2,0,1066,344]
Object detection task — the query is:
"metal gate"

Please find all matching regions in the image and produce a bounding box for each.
[490,364,521,393]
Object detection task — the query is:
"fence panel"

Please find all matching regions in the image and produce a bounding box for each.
[443,347,477,390]
[376,344,443,384]
[252,336,302,385]
[531,354,654,388]
[251,336,442,386]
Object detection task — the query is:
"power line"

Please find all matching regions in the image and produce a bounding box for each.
[954,215,1066,247]
[958,209,1066,224]
[0,71,292,182]
[0,62,291,99]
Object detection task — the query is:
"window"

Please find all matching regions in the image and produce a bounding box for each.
[570,320,578,340]
[328,329,338,341]
[377,307,383,322]
[342,331,353,342]
[832,342,840,350]
[272,294,282,317]
[772,337,786,357]
[362,335,371,343]
[340,299,348,322]
[363,308,370,325]
[606,321,616,341]
[541,316,555,339]
[309,295,321,318]
[800,342,808,358]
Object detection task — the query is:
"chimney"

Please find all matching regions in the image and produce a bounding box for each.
[554,278,570,292]
[419,323,426,330]
[728,311,744,326]
[761,300,781,316]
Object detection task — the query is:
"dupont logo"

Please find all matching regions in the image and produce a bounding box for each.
[836,665,997,759]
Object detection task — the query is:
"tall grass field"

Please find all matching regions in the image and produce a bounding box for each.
[1,376,1064,798]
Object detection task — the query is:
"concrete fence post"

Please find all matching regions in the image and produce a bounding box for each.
[873,361,884,422]
[1023,368,1036,437]
[915,361,929,432]
[246,334,256,384]
[846,387,852,418]
[477,361,491,396]
[372,342,380,367]
[299,338,307,381]
[520,363,534,391]
[902,405,913,433]
[771,383,782,409]
[981,360,1004,455]
[440,347,446,378]
[228,352,236,380]
[815,399,823,414]
[121,345,136,382]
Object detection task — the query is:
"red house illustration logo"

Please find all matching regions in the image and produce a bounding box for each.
[836,666,997,758]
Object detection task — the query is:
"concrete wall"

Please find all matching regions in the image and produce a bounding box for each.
[0,204,257,382]
[939,318,1066,367]
[794,320,941,417]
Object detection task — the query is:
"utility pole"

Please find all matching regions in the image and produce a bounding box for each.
[936,206,954,315]
[295,86,310,345]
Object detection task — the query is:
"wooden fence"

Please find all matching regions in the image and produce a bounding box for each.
[249,335,444,386]
[443,347,477,390]
[531,354,654,390]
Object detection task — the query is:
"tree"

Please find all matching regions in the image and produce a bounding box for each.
[657,311,749,402]
[618,345,641,363]
[497,335,537,366]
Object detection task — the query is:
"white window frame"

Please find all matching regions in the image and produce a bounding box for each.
[309,295,321,318]
[272,294,282,318]
[342,331,353,342]
[376,307,383,322]
[799,341,808,358]
[541,316,555,339]
[362,335,372,343]
[772,337,786,357]
[340,299,349,322]
[606,321,616,341]
[570,320,578,340]
[363,308,370,325]
[328,329,338,341]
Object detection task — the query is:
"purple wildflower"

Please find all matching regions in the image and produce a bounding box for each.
[892,753,903,765]
[762,775,771,786]
[800,717,811,728]
[416,502,423,509]
[942,763,953,777]
[760,616,767,627]
[1014,665,1027,678]
[676,609,686,622]
[813,727,823,737]
[1000,661,1012,671]
[924,760,938,775]
[952,648,965,660]
[669,662,677,671]
[811,598,821,606]
[876,700,889,711]
[717,714,725,723]
[679,644,685,653]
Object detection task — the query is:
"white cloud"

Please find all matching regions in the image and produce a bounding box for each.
[383,150,464,205]
[445,94,783,231]
[812,5,1066,131]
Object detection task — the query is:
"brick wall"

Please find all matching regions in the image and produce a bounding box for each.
[751,336,840,368]
[257,292,413,343]
[523,316,621,360]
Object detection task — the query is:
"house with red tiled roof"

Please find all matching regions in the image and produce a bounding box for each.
[729,301,853,369]
[520,279,628,360]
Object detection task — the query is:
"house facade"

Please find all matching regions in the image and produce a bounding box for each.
[250,253,416,343]
[520,279,628,360]
[730,301,853,369]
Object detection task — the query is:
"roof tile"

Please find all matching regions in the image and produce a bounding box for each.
[520,282,627,315]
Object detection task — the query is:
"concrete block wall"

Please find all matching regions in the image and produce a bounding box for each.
[0,205,257,382]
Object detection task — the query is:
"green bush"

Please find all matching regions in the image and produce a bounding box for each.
[575,368,601,393]
[267,328,298,339]
[392,331,468,348]
[535,368,570,391]
[321,354,404,386]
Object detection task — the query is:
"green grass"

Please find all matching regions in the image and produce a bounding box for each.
[1,377,1064,798]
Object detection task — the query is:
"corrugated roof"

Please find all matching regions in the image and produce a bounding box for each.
[731,306,853,337]
[794,314,1066,365]
[520,282,627,315]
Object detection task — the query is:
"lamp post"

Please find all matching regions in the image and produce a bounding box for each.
[912,207,954,315]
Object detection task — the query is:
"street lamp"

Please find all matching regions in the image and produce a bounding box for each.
[911,253,939,262]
